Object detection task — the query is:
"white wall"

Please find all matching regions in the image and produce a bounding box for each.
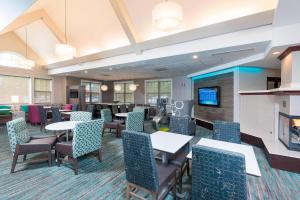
[172,76,192,101]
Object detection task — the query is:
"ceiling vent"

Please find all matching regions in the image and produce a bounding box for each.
[154,68,168,72]
[211,48,255,56]
[100,74,111,77]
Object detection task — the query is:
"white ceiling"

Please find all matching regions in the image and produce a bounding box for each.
[67,41,272,80]
[10,0,277,65]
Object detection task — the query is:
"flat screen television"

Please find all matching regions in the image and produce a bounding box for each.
[70,90,79,98]
[198,87,220,107]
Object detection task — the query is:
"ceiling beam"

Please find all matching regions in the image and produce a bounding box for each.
[0,9,66,43]
[109,0,142,54]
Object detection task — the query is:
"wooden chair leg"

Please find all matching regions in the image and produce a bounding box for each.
[186,160,190,177]
[126,184,131,200]
[73,158,78,175]
[11,152,19,173]
[98,148,102,162]
[57,151,61,167]
[173,174,177,200]
[23,154,27,162]
[48,150,52,167]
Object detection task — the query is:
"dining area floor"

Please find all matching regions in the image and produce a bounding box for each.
[0,121,299,200]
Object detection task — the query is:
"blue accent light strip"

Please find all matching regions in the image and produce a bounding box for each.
[191,66,263,80]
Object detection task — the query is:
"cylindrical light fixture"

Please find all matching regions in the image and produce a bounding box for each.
[101,84,108,92]
[129,84,137,92]
[152,0,183,31]
[114,84,122,92]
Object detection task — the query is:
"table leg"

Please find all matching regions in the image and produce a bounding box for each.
[161,152,168,164]
[66,130,69,142]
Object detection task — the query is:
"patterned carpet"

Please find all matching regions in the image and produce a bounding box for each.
[0,121,299,200]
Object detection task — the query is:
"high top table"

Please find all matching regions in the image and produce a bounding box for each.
[150,131,193,164]
[187,138,261,177]
[45,121,81,141]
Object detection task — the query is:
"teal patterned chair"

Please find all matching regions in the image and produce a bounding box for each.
[101,109,123,137]
[133,107,145,113]
[56,119,104,175]
[122,130,177,199]
[213,120,241,144]
[70,111,92,122]
[6,118,56,173]
[192,145,247,200]
[126,111,144,132]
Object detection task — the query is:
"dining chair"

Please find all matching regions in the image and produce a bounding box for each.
[72,104,79,111]
[133,107,144,113]
[6,118,56,173]
[38,106,48,132]
[70,111,92,122]
[191,145,247,200]
[122,130,177,200]
[101,109,123,137]
[119,104,127,113]
[127,104,135,112]
[111,105,119,117]
[86,104,94,113]
[126,111,144,132]
[213,120,241,144]
[56,119,104,175]
[64,104,72,111]
[51,107,62,123]
[28,105,41,125]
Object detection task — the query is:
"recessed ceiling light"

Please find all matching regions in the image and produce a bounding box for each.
[84,70,88,74]
[272,51,281,55]
[193,55,198,59]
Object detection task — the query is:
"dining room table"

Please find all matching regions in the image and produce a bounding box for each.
[187,138,261,177]
[115,113,128,118]
[150,131,193,164]
[45,121,82,141]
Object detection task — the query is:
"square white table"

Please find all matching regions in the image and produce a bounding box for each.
[150,131,193,164]
[187,138,261,177]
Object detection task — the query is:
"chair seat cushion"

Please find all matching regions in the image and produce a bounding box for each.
[156,161,177,187]
[29,137,57,146]
[56,142,73,156]
[16,129,30,144]
[113,119,124,124]
[169,151,188,167]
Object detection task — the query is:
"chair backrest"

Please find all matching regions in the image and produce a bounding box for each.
[126,111,144,132]
[70,111,92,122]
[72,119,104,158]
[64,104,72,111]
[171,100,194,117]
[119,104,127,113]
[169,116,190,135]
[122,130,159,192]
[101,109,112,122]
[213,120,241,144]
[20,105,29,113]
[127,104,135,112]
[101,104,108,109]
[192,145,247,200]
[86,104,94,113]
[51,107,62,123]
[72,104,79,111]
[111,105,119,114]
[38,106,47,124]
[6,118,30,153]
[28,105,41,124]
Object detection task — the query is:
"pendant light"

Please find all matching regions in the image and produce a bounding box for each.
[55,0,76,58]
[114,84,122,92]
[101,84,108,92]
[129,84,138,92]
[152,0,183,31]
[21,26,35,69]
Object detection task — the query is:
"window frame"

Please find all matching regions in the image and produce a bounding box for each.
[81,80,102,103]
[145,79,172,105]
[33,78,52,104]
[114,81,134,103]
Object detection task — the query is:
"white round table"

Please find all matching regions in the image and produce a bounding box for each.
[115,113,128,118]
[45,121,81,141]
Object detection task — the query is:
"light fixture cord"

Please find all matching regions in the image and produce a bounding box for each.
[25,26,28,58]
[64,0,67,44]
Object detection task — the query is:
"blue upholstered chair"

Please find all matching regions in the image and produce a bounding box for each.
[6,118,56,173]
[133,107,144,113]
[38,106,48,132]
[101,109,123,137]
[119,104,127,113]
[122,130,177,199]
[70,111,92,122]
[127,104,135,112]
[51,107,62,122]
[191,145,247,200]
[86,104,94,113]
[72,104,79,111]
[56,119,104,175]
[111,105,119,116]
[126,111,144,132]
[213,120,241,144]
[169,116,191,135]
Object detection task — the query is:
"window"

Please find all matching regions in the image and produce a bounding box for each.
[34,78,52,103]
[114,81,134,103]
[82,80,101,103]
[0,75,30,104]
[145,79,172,105]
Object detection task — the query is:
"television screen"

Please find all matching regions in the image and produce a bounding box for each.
[70,90,78,98]
[198,87,220,107]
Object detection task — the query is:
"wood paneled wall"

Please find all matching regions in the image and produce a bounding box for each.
[194,73,234,122]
